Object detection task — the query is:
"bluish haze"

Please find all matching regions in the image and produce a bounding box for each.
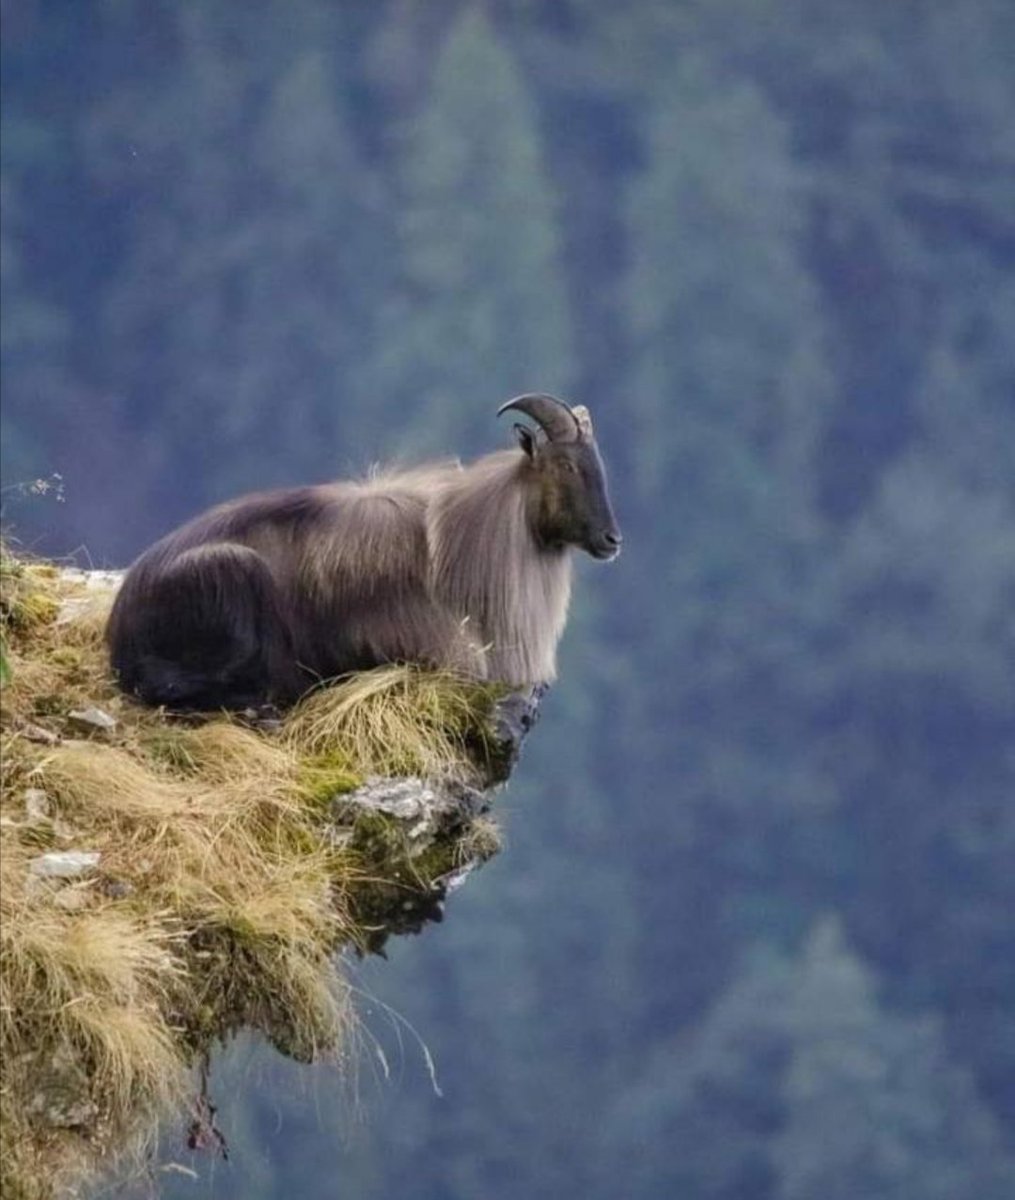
[2,2,1014,1197]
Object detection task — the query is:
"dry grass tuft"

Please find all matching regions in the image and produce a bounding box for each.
[0,545,503,1198]
[286,665,503,781]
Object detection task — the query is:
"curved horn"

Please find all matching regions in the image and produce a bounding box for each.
[497,393,581,443]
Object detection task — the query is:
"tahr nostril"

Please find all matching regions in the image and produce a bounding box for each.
[605,532,622,547]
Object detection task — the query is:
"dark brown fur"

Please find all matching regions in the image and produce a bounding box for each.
[106,400,620,710]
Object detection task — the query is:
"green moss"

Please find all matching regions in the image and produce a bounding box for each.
[409,838,461,883]
[341,809,469,953]
[297,752,362,808]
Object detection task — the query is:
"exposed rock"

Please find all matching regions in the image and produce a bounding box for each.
[24,788,52,823]
[29,851,101,879]
[100,877,134,900]
[486,682,548,781]
[68,706,117,733]
[54,568,123,617]
[335,775,490,829]
[16,721,61,745]
[441,859,481,894]
[332,776,499,955]
[315,686,548,954]
[26,1046,98,1129]
[55,568,125,592]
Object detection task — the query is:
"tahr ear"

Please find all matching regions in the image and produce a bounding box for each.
[514,423,537,459]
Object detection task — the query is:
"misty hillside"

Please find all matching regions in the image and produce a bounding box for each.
[3,2,1013,1197]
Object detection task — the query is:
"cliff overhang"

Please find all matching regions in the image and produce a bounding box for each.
[0,551,541,1198]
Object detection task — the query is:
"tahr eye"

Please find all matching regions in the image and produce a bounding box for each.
[561,460,578,475]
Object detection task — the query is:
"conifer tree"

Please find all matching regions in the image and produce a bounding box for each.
[601,920,1015,1200]
[371,7,574,456]
[625,55,831,514]
[774,919,1015,1200]
[94,5,389,515]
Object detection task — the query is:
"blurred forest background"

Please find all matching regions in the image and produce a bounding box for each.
[3,1,1015,1197]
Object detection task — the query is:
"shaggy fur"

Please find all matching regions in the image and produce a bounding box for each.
[106,399,620,710]
[426,452,573,685]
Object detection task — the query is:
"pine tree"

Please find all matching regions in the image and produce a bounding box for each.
[774,919,1015,1200]
[93,5,390,517]
[601,919,1015,1200]
[370,7,575,457]
[616,51,836,891]
[625,53,832,513]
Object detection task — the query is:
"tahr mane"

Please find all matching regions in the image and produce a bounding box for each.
[427,450,573,685]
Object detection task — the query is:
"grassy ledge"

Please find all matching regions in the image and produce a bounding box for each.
[0,548,510,1199]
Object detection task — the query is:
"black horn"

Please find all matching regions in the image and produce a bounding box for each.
[497,393,581,443]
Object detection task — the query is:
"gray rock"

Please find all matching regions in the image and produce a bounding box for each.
[101,878,134,900]
[488,682,548,780]
[17,722,60,745]
[68,706,117,732]
[24,788,51,823]
[26,1046,98,1128]
[56,567,124,592]
[29,851,101,879]
[343,776,437,821]
[332,775,499,956]
[440,861,480,894]
[334,776,491,837]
